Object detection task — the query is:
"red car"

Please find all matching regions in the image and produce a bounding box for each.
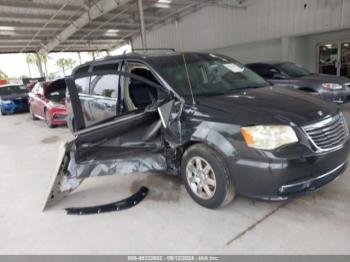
[26,81,37,92]
[28,79,67,128]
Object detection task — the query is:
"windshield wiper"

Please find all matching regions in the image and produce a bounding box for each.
[225,85,268,93]
[194,92,226,97]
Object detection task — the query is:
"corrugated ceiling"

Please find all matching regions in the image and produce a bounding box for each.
[0,0,215,53]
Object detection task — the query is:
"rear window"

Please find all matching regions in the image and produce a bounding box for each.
[277,63,312,77]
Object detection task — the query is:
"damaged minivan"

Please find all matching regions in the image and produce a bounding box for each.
[45,52,350,210]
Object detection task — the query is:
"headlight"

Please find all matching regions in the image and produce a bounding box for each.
[322,83,343,90]
[241,125,298,150]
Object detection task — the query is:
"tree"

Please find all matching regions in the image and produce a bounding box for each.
[66,58,76,69]
[25,54,47,77]
[77,52,82,65]
[56,58,67,76]
[25,54,36,77]
[40,55,50,77]
[48,72,56,80]
[0,69,8,79]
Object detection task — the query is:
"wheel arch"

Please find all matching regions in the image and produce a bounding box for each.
[181,128,238,159]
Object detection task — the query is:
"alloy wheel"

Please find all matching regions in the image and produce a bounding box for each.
[45,110,52,127]
[186,156,217,200]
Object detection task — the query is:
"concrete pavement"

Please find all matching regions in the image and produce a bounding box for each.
[0,111,349,254]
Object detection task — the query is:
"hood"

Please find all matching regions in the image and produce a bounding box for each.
[299,74,350,85]
[0,93,28,101]
[194,86,339,126]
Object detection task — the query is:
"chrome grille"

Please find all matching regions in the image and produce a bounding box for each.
[302,113,349,152]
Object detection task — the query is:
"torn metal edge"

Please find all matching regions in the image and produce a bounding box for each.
[42,140,80,211]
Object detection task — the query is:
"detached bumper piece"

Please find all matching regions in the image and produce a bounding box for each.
[278,161,347,196]
[65,186,149,215]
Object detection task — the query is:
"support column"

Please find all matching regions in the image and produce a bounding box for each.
[137,0,147,49]
[129,38,134,52]
[77,52,82,65]
[281,36,305,66]
[281,36,292,62]
[35,53,44,78]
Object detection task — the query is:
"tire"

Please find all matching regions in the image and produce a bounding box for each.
[181,143,235,209]
[44,109,55,128]
[1,109,6,116]
[29,105,38,120]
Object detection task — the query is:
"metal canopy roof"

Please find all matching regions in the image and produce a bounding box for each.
[0,0,246,54]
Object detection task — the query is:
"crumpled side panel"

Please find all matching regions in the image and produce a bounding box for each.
[43,141,167,210]
[68,152,167,178]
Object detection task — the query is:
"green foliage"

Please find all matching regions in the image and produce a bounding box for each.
[55,58,77,76]
[0,69,8,79]
[66,58,76,69]
[26,54,36,65]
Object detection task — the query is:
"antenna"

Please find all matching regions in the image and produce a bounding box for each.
[182,52,195,105]
[175,20,195,105]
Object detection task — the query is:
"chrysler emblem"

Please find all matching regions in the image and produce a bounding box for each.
[317,110,324,116]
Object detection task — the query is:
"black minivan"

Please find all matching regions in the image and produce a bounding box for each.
[46,52,350,209]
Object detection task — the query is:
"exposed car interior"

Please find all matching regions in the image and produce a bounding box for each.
[123,63,160,112]
[74,63,166,171]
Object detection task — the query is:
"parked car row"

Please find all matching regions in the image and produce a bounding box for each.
[43,51,350,210]
[247,62,350,103]
[0,84,29,115]
[29,79,67,128]
[0,78,68,128]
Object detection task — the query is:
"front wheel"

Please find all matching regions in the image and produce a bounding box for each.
[29,105,38,120]
[181,143,235,209]
[1,109,7,116]
[44,109,55,128]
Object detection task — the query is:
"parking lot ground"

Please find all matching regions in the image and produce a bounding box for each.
[0,110,350,255]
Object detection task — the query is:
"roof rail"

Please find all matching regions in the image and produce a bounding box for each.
[132,48,176,52]
[121,48,176,57]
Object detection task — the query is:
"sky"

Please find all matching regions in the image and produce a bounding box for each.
[0,44,131,79]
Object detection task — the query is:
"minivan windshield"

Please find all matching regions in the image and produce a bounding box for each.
[147,53,269,98]
[0,85,27,96]
[277,62,312,78]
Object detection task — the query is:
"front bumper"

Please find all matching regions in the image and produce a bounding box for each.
[278,160,347,197]
[229,139,350,200]
[320,89,350,104]
[1,100,29,114]
[50,109,67,126]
